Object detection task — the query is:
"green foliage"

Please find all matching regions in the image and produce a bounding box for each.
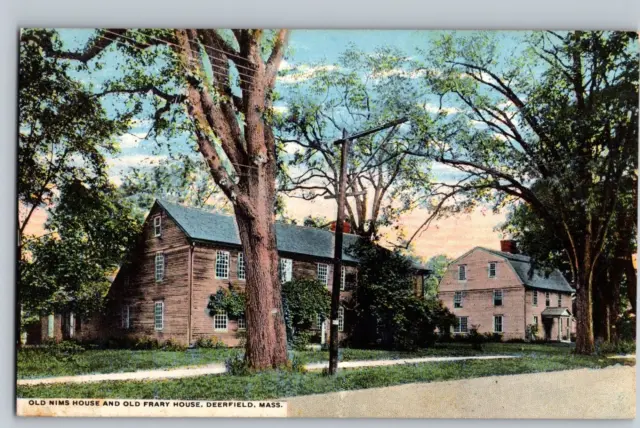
[43,340,86,363]
[424,254,453,297]
[277,45,433,239]
[225,354,252,376]
[595,340,636,356]
[467,326,485,351]
[194,336,227,349]
[133,337,160,350]
[207,288,246,318]
[347,240,456,350]
[162,338,187,352]
[281,279,331,332]
[292,331,313,351]
[526,324,540,342]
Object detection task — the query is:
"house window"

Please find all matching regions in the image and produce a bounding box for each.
[338,306,344,332]
[488,262,497,278]
[237,316,246,330]
[153,215,162,237]
[154,301,164,331]
[341,266,346,291]
[493,289,503,306]
[317,263,329,286]
[155,253,165,282]
[533,315,538,326]
[493,315,503,333]
[316,313,324,329]
[545,292,550,307]
[237,253,246,280]
[454,291,463,308]
[47,314,54,338]
[121,305,130,329]
[558,294,562,307]
[214,311,228,331]
[279,258,293,283]
[533,290,538,306]
[454,316,469,333]
[458,265,467,281]
[215,251,230,279]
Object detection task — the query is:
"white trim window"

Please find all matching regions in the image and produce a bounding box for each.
[317,263,329,286]
[453,291,463,308]
[237,253,246,281]
[214,311,228,331]
[338,306,345,332]
[488,262,497,278]
[316,313,324,329]
[454,316,469,333]
[493,315,504,333]
[493,289,503,306]
[458,265,467,281]
[340,266,346,291]
[533,315,538,326]
[153,215,162,237]
[47,314,54,338]
[215,251,230,279]
[280,258,293,283]
[557,294,562,307]
[545,292,551,307]
[121,305,130,329]
[533,290,538,306]
[154,301,164,331]
[237,316,246,330]
[155,253,165,282]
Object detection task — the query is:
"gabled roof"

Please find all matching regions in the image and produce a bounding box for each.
[457,246,575,294]
[541,307,572,317]
[155,199,366,265]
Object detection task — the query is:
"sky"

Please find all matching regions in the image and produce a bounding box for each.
[25,29,527,260]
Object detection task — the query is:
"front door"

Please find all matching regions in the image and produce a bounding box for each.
[543,318,553,340]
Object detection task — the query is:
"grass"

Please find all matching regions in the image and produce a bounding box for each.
[17,342,573,379]
[17,351,634,400]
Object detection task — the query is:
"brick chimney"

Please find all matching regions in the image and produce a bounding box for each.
[500,239,518,254]
[330,220,351,234]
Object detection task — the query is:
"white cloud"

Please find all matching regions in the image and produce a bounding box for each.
[277,64,338,84]
[371,68,427,80]
[279,59,292,71]
[108,175,123,186]
[272,105,289,115]
[107,154,166,168]
[422,103,461,115]
[118,133,147,149]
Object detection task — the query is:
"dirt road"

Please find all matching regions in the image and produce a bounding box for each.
[286,365,636,419]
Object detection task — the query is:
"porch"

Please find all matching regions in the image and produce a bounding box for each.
[541,307,573,343]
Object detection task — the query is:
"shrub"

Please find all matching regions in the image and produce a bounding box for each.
[292,331,312,351]
[225,354,251,376]
[596,340,636,356]
[133,337,160,350]
[162,338,187,351]
[195,336,226,349]
[468,326,485,351]
[526,323,539,342]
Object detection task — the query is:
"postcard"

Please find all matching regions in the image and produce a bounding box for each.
[16,28,637,418]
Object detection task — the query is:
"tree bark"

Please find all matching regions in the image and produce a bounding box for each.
[574,238,596,354]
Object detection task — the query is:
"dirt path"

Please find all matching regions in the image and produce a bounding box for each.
[286,365,636,419]
[17,355,517,386]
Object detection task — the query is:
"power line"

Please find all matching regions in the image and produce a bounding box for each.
[98,31,256,89]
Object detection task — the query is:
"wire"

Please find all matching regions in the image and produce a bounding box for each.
[98,31,256,89]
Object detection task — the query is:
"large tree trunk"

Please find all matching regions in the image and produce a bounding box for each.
[574,239,596,354]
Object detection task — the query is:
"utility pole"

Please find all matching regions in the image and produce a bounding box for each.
[325,117,408,375]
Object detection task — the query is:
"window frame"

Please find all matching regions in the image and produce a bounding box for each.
[557,294,562,307]
[453,291,463,308]
[454,316,469,334]
[215,250,230,279]
[533,290,538,306]
[545,292,551,307]
[214,311,228,332]
[155,252,165,282]
[493,289,503,306]
[69,312,75,338]
[493,315,504,333]
[153,215,162,237]
[317,263,329,286]
[279,258,293,283]
[237,252,246,281]
[340,266,346,291]
[237,316,246,331]
[47,314,54,338]
[338,306,344,332]
[154,301,164,331]
[533,315,538,326]
[458,265,467,281]
[488,262,497,278]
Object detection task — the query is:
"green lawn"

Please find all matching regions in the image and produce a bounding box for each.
[17,342,573,379]
[17,351,634,400]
